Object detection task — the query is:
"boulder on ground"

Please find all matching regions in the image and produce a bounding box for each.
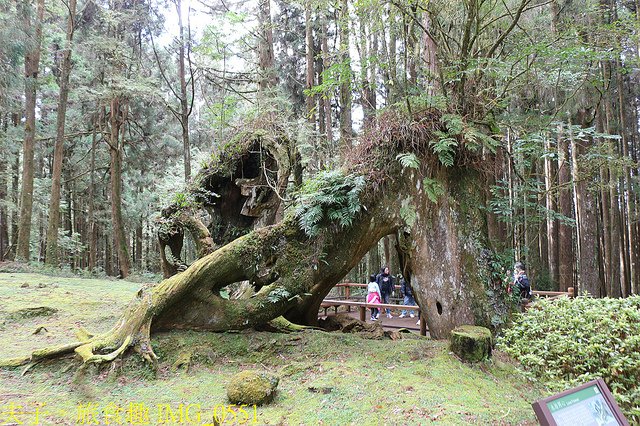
[450,325,492,362]
[227,370,279,405]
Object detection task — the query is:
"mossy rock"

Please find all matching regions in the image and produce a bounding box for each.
[227,370,279,405]
[7,306,58,321]
[450,325,492,362]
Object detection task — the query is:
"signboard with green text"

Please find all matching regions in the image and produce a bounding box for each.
[532,379,629,426]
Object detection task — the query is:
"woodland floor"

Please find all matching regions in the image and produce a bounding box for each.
[0,272,545,425]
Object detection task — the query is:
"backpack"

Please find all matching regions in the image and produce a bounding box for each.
[517,275,531,300]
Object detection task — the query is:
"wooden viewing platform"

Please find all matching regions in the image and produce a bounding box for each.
[321,283,575,336]
[320,298,426,336]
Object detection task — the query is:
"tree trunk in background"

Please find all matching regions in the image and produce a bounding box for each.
[422,9,438,96]
[108,98,131,277]
[608,174,622,298]
[389,234,401,278]
[305,1,315,126]
[0,138,7,261]
[88,122,97,271]
[570,122,603,296]
[321,14,333,146]
[617,64,637,296]
[45,0,76,266]
[599,162,612,296]
[0,115,8,260]
[257,0,276,91]
[367,242,380,277]
[16,0,45,261]
[557,125,573,291]
[383,235,390,267]
[135,223,143,270]
[544,136,558,286]
[338,0,352,146]
[602,94,622,298]
[104,234,112,276]
[387,5,398,103]
[9,135,20,257]
[175,0,192,182]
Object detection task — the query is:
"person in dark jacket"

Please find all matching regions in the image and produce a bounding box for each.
[376,266,395,318]
[512,262,532,301]
[398,275,416,318]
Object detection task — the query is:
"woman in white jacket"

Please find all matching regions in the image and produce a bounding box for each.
[366,274,382,320]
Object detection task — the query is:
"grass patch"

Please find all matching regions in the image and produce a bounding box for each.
[0,272,542,425]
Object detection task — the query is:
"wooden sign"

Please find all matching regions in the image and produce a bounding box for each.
[532,378,629,426]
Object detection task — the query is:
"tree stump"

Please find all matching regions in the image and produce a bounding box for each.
[227,370,279,405]
[450,325,492,362]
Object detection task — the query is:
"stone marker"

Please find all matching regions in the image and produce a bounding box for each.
[450,325,492,362]
[227,370,279,405]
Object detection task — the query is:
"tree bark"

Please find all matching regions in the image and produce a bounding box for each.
[16,0,45,261]
[305,1,315,126]
[88,120,97,271]
[109,98,131,277]
[175,0,192,182]
[570,121,603,296]
[367,242,381,278]
[0,117,8,260]
[9,135,20,258]
[557,125,573,292]
[45,0,76,266]
[257,0,276,91]
[544,136,558,285]
[422,9,438,96]
[321,11,333,146]
[338,0,352,147]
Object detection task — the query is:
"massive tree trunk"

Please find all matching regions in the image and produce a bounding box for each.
[4,110,503,368]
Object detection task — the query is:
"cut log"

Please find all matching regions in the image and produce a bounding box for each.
[450,325,493,362]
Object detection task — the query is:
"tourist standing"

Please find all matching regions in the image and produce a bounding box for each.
[376,266,395,318]
[398,275,416,318]
[366,274,381,320]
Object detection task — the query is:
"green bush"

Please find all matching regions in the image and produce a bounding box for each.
[497,296,640,421]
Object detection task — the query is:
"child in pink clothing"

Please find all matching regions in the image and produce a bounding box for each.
[366,274,381,320]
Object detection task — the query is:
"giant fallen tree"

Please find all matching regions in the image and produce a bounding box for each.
[3,108,509,368]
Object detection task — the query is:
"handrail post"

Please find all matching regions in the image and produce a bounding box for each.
[568,287,574,298]
[359,305,366,321]
[346,286,351,312]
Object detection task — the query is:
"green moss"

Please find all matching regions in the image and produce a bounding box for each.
[0,272,545,425]
[226,370,279,405]
[450,325,493,362]
[5,306,58,321]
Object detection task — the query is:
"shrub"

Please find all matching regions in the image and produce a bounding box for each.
[497,296,640,421]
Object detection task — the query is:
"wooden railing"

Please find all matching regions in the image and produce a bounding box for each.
[322,283,574,335]
[322,282,425,335]
[532,287,574,299]
[320,299,426,336]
